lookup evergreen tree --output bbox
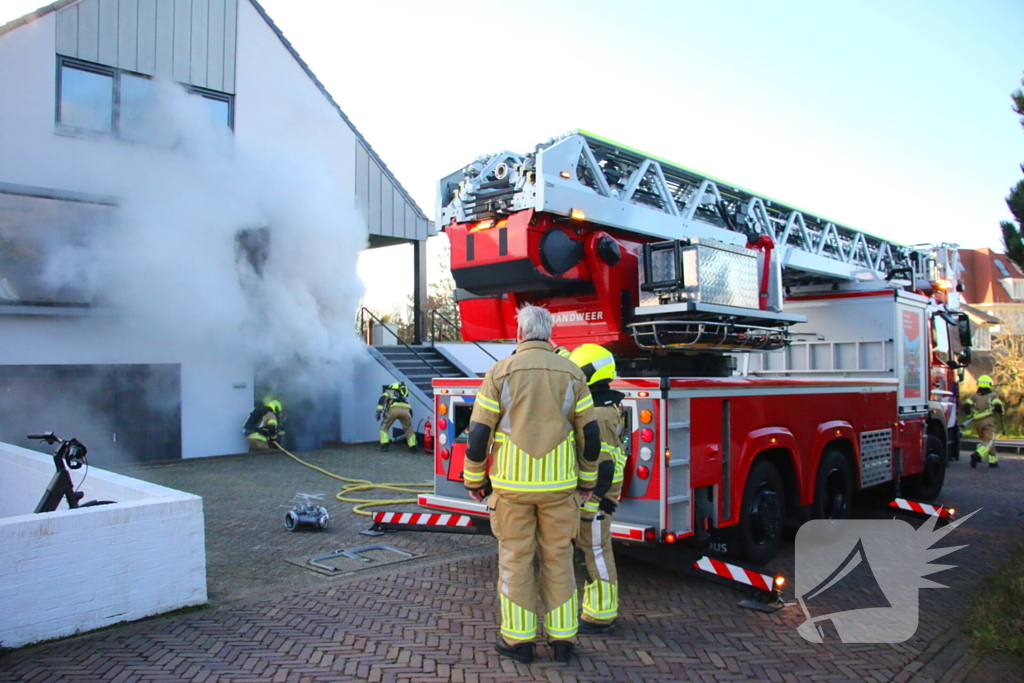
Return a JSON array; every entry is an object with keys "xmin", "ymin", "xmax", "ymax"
[{"xmin": 1002, "ymin": 74, "xmax": 1024, "ymax": 271}]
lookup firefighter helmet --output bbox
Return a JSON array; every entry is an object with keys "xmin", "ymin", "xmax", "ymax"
[
  {"xmin": 265, "ymin": 399, "xmax": 282, "ymax": 414},
  {"xmin": 569, "ymin": 343, "xmax": 616, "ymax": 385},
  {"xmin": 977, "ymin": 375, "xmax": 993, "ymax": 389}
]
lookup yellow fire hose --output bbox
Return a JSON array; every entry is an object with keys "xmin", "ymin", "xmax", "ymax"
[{"xmin": 271, "ymin": 441, "xmax": 432, "ymax": 516}]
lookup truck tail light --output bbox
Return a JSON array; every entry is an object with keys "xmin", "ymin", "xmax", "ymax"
[
  {"xmin": 664, "ymin": 532, "xmax": 677, "ymax": 544},
  {"xmin": 637, "ymin": 465, "xmax": 650, "ymax": 479},
  {"xmin": 438, "ymin": 418, "xmax": 448, "ymax": 430},
  {"xmin": 644, "ymin": 528, "xmax": 656, "ymax": 543},
  {"xmin": 640, "ymin": 428, "xmax": 654, "ymax": 442},
  {"xmin": 441, "ymin": 449, "xmax": 450, "ymax": 460},
  {"xmin": 640, "ymin": 409, "xmax": 653, "ymax": 424}
]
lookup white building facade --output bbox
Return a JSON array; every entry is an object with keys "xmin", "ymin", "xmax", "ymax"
[{"xmin": 0, "ymin": 0, "xmax": 432, "ymax": 462}]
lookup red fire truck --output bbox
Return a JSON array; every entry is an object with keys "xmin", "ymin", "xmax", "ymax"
[{"xmin": 418, "ymin": 131, "xmax": 971, "ymax": 565}]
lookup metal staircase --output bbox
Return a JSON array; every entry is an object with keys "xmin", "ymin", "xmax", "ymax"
[
  {"xmin": 374, "ymin": 346, "xmax": 468, "ymax": 395},
  {"xmin": 439, "ymin": 130, "xmax": 958, "ymax": 287}
]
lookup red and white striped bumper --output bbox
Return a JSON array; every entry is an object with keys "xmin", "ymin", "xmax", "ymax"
[
  {"xmin": 372, "ymin": 511, "xmax": 473, "ymax": 527},
  {"xmin": 693, "ymin": 556, "xmax": 780, "ymax": 594},
  {"xmin": 889, "ymin": 498, "xmax": 954, "ymax": 518}
]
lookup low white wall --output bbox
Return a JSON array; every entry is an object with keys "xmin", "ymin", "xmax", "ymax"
[{"xmin": 0, "ymin": 442, "xmax": 207, "ymax": 648}]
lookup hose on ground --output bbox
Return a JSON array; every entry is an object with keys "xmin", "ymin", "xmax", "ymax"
[{"xmin": 271, "ymin": 441, "xmax": 431, "ymax": 516}]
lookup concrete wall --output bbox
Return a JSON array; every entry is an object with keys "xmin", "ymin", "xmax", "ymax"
[
  {"xmin": 339, "ymin": 348, "xmax": 432, "ymax": 443},
  {"xmin": 0, "ymin": 441, "xmax": 207, "ymax": 648}
]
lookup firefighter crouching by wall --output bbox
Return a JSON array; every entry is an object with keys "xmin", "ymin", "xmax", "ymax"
[
  {"xmin": 376, "ymin": 382, "xmax": 417, "ymax": 453},
  {"xmin": 569, "ymin": 343, "xmax": 626, "ymax": 634},
  {"xmin": 966, "ymin": 374, "xmax": 1004, "ymax": 468},
  {"xmin": 464, "ymin": 305, "xmax": 601, "ymax": 664},
  {"xmin": 244, "ymin": 399, "xmax": 282, "ymax": 451}
]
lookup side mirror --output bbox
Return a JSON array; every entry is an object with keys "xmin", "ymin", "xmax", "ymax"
[
  {"xmin": 957, "ymin": 347, "xmax": 972, "ymax": 367},
  {"xmin": 957, "ymin": 313, "xmax": 972, "ymax": 348}
]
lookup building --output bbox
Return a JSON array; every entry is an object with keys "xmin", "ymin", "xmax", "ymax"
[
  {"xmin": 0, "ymin": 0, "xmax": 433, "ymax": 462},
  {"xmin": 958, "ymin": 248, "xmax": 1024, "ymax": 336}
]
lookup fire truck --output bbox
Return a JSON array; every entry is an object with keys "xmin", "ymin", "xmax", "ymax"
[{"xmin": 417, "ymin": 131, "xmax": 972, "ymax": 565}]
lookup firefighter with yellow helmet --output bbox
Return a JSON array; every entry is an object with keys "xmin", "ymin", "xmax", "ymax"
[
  {"xmin": 965, "ymin": 374, "xmax": 1004, "ymax": 468},
  {"xmin": 568, "ymin": 343, "xmax": 627, "ymax": 634},
  {"xmin": 376, "ymin": 382, "xmax": 417, "ymax": 452},
  {"xmin": 243, "ymin": 398, "xmax": 283, "ymax": 451}
]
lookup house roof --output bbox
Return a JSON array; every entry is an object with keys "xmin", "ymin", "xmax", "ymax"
[
  {"xmin": 1, "ymin": 0, "xmax": 430, "ymax": 225},
  {"xmin": 961, "ymin": 303, "xmax": 1001, "ymax": 325}
]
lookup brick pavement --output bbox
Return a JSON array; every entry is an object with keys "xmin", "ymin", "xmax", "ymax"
[{"xmin": 1, "ymin": 449, "xmax": 1022, "ymax": 682}]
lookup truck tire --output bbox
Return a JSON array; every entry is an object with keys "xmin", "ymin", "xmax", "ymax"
[
  {"xmin": 811, "ymin": 448, "xmax": 854, "ymax": 521},
  {"xmin": 904, "ymin": 433, "xmax": 946, "ymax": 502},
  {"xmin": 736, "ymin": 459, "xmax": 785, "ymax": 565}
]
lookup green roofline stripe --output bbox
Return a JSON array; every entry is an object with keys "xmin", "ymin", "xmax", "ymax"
[{"xmin": 573, "ymin": 128, "xmax": 898, "ymax": 246}]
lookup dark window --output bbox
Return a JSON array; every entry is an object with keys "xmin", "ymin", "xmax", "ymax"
[
  {"xmin": 994, "ymin": 259, "xmax": 1011, "ymax": 278},
  {"xmin": 0, "ymin": 187, "xmax": 114, "ymax": 306},
  {"xmin": 58, "ymin": 62, "xmax": 114, "ymax": 132},
  {"xmin": 57, "ymin": 57, "xmax": 234, "ymax": 140}
]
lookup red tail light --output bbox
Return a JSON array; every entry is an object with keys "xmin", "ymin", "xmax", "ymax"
[
  {"xmin": 664, "ymin": 532, "xmax": 677, "ymax": 544},
  {"xmin": 637, "ymin": 465, "xmax": 650, "ymax": 479},
  {"xmin": 644, "ymin": 528, "xmax": 656, "ymax": 543},
  {"xmin": 438, "ymin": 418, "xmax": 448, "ymax": 430},
  {"xmin": 640, "ymin": 428, "xmax": 654, "ymax": 442},
  {"xmin": 441, "ymin": 448, "xmax": 450, "ymax": 460}
]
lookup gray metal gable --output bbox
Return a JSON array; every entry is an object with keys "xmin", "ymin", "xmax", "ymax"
[{"xmin": 53, "ymin": 0, "xmax": 238, "ymax": 93}]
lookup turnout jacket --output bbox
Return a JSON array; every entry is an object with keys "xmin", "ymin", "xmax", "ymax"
[
  {"xmin": 965, "ymin": 389, "xmax": 1003, "ymax": 430},
  {"xmin": 583, "ymin": 382, "xmax": 627, "ymax": 515},
  {"xmin": 464, "ymin": 340, "xmax": 601, "ymax": 493}
]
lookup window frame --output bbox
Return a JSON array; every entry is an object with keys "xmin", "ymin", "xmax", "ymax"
[
  {"xmin": 55, "ymin": 56, "xmax": 235, "ymax": 139},
  {"xmin": 993, "ymin": 259, "xmax": 1011, "ymax": 278}
]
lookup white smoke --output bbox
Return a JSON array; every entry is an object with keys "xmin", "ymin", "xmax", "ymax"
[{"xmin": 56, "ymin": 79, "xmax": 369, "ymax": 378}]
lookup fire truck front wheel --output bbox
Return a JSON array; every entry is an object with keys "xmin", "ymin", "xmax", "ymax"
[
  {"xmin": 735, "ymin": 459, "xmax": 785, "ymax": 565},
  {"xmin": 903, "ymin": 433, "xmax": 947, "ymax": 502},
  {"xmin": 811, "ymin": 448, "xmax": 854, "ymax": 521}
]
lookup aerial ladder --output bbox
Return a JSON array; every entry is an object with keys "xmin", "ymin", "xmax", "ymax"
[{"xmin": 438, "ymin": 130, "xmax": 961, "ymax": 366}]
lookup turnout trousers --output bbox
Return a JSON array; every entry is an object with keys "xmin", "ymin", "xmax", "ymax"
[
  {"xmin": 489, "ymin": 488, "xmax": 580, "ymax": 644},
  {"xmin": 977, "ymin": 420, "xmax": 998, "ymax": 464},
  {"xmin": 380, "ymin": 406, "xmax": 415, "ymax": 448},
  {"xmin": 577, "ymin": 511, "xmax": 618, "ymax": 624}
]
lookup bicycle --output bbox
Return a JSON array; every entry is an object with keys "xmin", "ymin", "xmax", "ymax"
[{"xmin": 28, "ymin": 432, "xmax": 116, "ymax": 513}]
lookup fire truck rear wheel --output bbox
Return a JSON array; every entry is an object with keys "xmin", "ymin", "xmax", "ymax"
[
  {"xmin": 904, "ymin": 433, "xmax": 946, "ymax": 502},
  {"xmin": 812, "ymin": 449, "xmax": 854, "ymax": 521},
  {"xmin": 736, "ymin": 459, "xmax": 785, "ymax": 565}
]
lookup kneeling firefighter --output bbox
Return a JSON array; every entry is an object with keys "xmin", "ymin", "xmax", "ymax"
[
  {"xmin": 376, "ymin": 382, "xmax": 417, "ymax": 453},
  {"xmin": 568, "ymin": 343, "xmax": 626, "ymax": 634},
  {"xmin": 244, "ymin": 398, "xmax": 283, "ymax": 451},
  {"xmin": 965, "ymin": 374, "xmax": 1004, "ymax": 468}
]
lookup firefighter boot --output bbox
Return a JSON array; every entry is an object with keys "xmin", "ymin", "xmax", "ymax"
[
  {"xmin": 970, "ymin": 451, "xmax": 980, "ymax": 468},
  {"xmin": 550, "ymin": 640, "xmax": 574, "ymax": 663},
  {"xmin": 494, "ymin": 637, "xmax": 534, "ymax": 663},
  {"xmin": 381, "ymin": 442, "xmax": 389, "ymax": 452},
  {"xmin": 578, "ymin": 619, "xmax": 615, "ymax": 634}
]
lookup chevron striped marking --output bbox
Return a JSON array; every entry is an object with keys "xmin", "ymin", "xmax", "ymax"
[
  {"xmin": 372, "ymin": 511, "xmax": 473, "ymax": 526},
  {"xmin": 694, "ymin": 556, "xmax": 773, "ymax": 593},
  {"xmin": 889, "ymin": 498, "xmax": 953, "ymax": 518}
]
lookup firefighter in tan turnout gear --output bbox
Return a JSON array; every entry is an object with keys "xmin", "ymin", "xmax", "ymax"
[
  {"xmin": 463, "ymin": 305, "xmax": 601, "ymax": 664},
  {"xmin": 965, "ymin": 374, "xmax": 1004, "ymax": 468},
  {"xmin": 376, "ymin": 382, "xmax": 417, "ymax": 453},
  {"xmin": 568, "ymin": 343, "xmax": 626, "ymax": 634}
]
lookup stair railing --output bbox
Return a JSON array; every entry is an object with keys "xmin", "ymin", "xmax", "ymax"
[
  {"xmin": 429, "ymin": 309, "xmax": 499, "ymax": 362},
  {"xmin": 359, "ymin": 307, "xmax": 448, "ymax": 378}
]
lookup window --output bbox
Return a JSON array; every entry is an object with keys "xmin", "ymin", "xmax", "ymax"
[
  {"xmin": 57, "ymin": 57, "xmax": 234, "ymax": 139},
  {"xmin": 58, "ymin": 62, "xmax": 114, "ymax": 132},
  {"xmin": 0, "ymin": 186, "xmax": 114, "ymax": 307},
  {"xmin": 994, "ymin": 259, "xmax": 1011, "ymax": 278}
]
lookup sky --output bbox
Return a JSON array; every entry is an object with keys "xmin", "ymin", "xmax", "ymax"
[{"xmin": 3, "ymin": 0, "xmax": 1023, "ymax": 310}]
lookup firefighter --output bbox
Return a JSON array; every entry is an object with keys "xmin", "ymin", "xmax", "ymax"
[
  {"xmin": 464, "ymin": 305, "xmax": 600, "ymax": 664},
  {"xmin": 553, "ymin": 344, "xmax": 572, "ymax": 358},
  {"xmin": 244, "ymin": 398, "xmax": 282, "ymax": 451},
  {"xmin": 568, "ymin": 343, "xmax": 626, "ymax": 634},
  {"xmin": 376, "ymin": 382, "xmax": 417, "ymax": 453},
  {"xmin": 965, "ymin": 375, "xmax": 1004, "ymax": 468}
]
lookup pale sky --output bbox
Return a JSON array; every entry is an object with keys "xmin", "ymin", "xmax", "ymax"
[{"xmin": 4, "ymin": 0, "xmax": 1023, "ymax": 310}]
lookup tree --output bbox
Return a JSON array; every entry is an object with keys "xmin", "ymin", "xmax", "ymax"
[{"xmin": 1001, "ymin": 73, "xmax": 1024, "ymax": 272}]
